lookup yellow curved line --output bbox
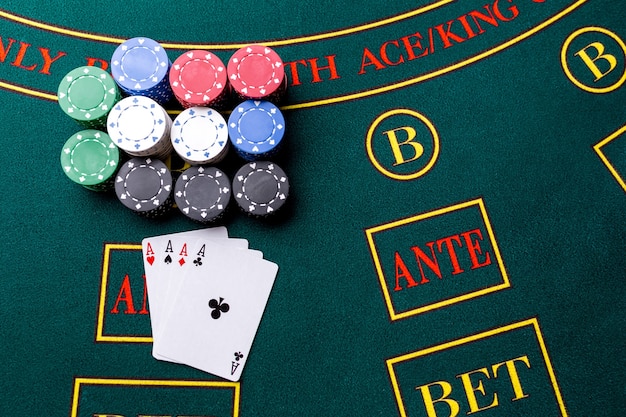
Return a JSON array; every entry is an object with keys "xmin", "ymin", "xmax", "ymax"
[
  {"xmin": 0, "ymin": 1, "xmax": 453, "ymax": 49},
  {"xmin": 282, "ymin": 0, "xmax": 588, "ymax": 110},
  {"xmin": 0, "ymin": 80, "xmax": 57, "ymax": 100},
  {"xmin": 0, "ymin": 0, "xmax": 588, "ymax": 108}
]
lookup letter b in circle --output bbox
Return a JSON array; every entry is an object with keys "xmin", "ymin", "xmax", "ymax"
[{"xmin": 366, "ymin": 108, "xmax": 439, "ymax": 180}]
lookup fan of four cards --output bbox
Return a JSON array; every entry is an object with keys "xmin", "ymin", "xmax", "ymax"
[{"xmin": 141, "ymin": 227, "xmax": 278, "ymax": 381}]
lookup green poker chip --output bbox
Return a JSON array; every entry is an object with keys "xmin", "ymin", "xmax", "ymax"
[
  {"xmin": 57, "ymin": 66, "xmax": 121, "ymax": 128},
  {"xmin": 60, "ymin": 129, "xmax": 120, "ymax": 191}
]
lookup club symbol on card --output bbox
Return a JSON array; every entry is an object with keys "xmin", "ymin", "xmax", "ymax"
[
  {"xmin": 164, "ymin": 255, "xmax": 172, "ymax": 264},
  {"xmin": 193, "ymin": 257, "xmax": 202, "ymax": 266},
  {"xmin": 208, "ymin": 297, "xmax": 230, "ymax": 319},
  {"xmin": 231, "ymin": 352, "xmax": 244, "ymax": 375}
]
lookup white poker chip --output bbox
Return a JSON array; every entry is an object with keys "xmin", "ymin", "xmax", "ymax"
[
  {"xmin": 107, "ymin": 96, "xmax": 171, "ymax": 156},
  {"xmin": 170, "ymin": 106, "xmax": 229, "ymax": 164}
]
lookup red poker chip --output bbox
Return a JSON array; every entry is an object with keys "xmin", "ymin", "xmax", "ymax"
[
  {"xmin": 169, "ymin": 50, "xmax": 228, "ymax": 107},
  {"xmin": 227, "ymin": 45, "xmax": 285, "ymax": 99}
]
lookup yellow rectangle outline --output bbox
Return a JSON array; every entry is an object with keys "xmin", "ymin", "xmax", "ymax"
[
  {"xmin": 365, "ymin": 197, "xmax": 510, "ymax": 320},
  {"xmin": 386, "ymin": 317, "xmax": 567, "ymax": 417},
  {"xmin": 593, "ymin": 124, "xmax": 626, "ymax": 192},
  {"xmin": 96, "ymin": 243, "xmax": 152, "ymax": 343},
  {"xmin": 70, "ymin": 377, "xmax": 240, "ymax": 417}
]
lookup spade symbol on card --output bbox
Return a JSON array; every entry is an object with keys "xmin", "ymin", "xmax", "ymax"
[
  {"xmin": 164, "ymin": 255, "xmax": 172, "ymax": 264},
  {"xmin": 208, "ymin": 297, "xmax": 229, "ymax": 319}
]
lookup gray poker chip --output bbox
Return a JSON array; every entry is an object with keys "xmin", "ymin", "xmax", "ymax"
[
  {"xmin": 232, "ymin": 161, "xmax": 289, "ymax": 216},
  {"xmin": 174, "ymin": 166, "xmax": 231, "ymax": 222},
  {"xmin": 114, "ymin": 157, "xmax": 173, "ymax": 217}
]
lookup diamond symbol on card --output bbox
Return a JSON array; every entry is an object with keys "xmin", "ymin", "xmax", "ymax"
[{"xmin": 179, "ymin": 257, "xmax": 186, "ymax": 266}]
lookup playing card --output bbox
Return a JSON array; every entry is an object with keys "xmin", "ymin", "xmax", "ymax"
[
  {"xmin": 154, "ymin": 241, "xmax": 278, "ymax": 381},
  {"xmin": 142, "ymin": 227, "xmax": 229, "ymax": 336},
  {"xmin": 150, "ymin": 236, "xmax": 255, "ymax": 362},
  {"xmin": 152, "ymin": 237, "xmax": 262, "ymax": 362}
]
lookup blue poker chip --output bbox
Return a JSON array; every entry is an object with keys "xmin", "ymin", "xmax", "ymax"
[
  {"xmin": 110, "ymin": 37, "xmax": 172, "ymax": 102},
  {"xmin": 228, "ymin": 100, "xmax": 285, "ymax": 160}
]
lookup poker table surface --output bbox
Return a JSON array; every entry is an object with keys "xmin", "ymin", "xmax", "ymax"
[{"xmin": 1, "ymin": 1, "xmax": 625, "ymax": 416}]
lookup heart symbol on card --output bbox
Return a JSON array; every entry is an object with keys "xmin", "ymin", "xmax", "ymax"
[{"xmin": 147, "ymin": 256, "xmax": 155, "ymax": 265}]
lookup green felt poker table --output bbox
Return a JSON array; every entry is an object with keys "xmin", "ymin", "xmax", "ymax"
[{"xmin": 1, "ymin": 1, "xmax": 625, "ymax": 416}]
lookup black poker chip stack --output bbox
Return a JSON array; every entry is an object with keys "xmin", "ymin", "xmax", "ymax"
[
  {"xmin": 114, "ymin": 157, "xmax": 174, "ymax": 218},
  {"xmin": 232, "ymin": 161, "xmax": 290, "ymax": 217},
  {"xmin": 174, "ymin": 166, "xmax": 232, "ymax": 223}
]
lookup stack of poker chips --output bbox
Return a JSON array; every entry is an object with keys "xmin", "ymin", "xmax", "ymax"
[
  {"xmin": 110, "ymin": 37, "xmax": 173, "ymax": 105},
  {"xmin": 58, "ymin": 37, "xmax": 290, "ymax": 223}
]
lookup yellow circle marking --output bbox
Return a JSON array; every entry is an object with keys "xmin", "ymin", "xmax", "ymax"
[
  {"xmin": 366, "ymin": 108, "xmax": 439, "ymax": 181},
  {"xmin": 561, "ymin": 26, "xmax": 626, "ymax": 93}
]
